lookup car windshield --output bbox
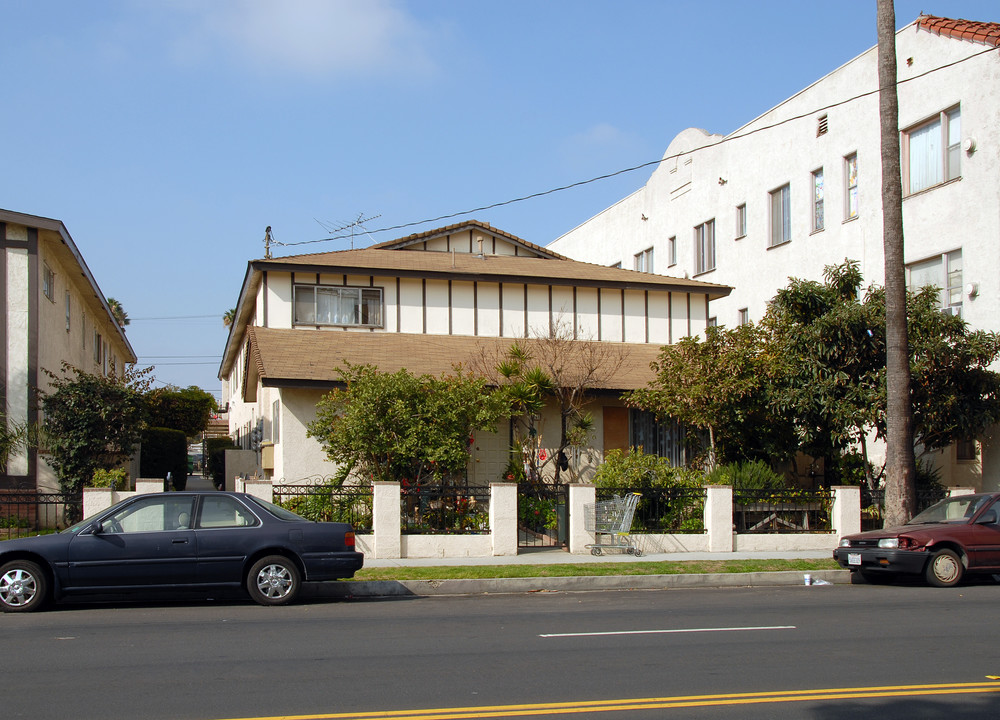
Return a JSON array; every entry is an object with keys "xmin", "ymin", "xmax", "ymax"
[
  {"xmin": 907, "ymin": 494, "xmax": 993, "ymax": 525},
  {"xmin": 245, "ymin": 496, "xmax": 309, "ymax": 522},
  {"xmin": 60, "ymin": 496, "xmax": 137, "ymax": 534}
]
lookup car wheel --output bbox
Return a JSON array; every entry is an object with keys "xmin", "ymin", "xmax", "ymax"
[
  {"xmin": 247, "ymin": 555, "xmax": 301, "ymax": 606},
  {"xmin": 925, "ymin": 548, "xmax": 963, "ymax": 587},
  {"xmin": 0, "ymin": 560, "xmax": 48, "ymax": 613}
]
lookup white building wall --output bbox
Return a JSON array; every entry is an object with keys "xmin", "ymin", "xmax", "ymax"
[
  {"xmin": 550, "ymin": 23, "xmax": 1000, "ymax": 489},
  {"xmin": 5, "ymin": 245, "xmax": 29, "ymax": 476}
]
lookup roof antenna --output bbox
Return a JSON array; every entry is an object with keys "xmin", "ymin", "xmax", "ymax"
[
  {"xmin": 317, "ymin": 213, "xmax": 382, "ymax": 249},
  {"xmin": 264, "ymin": 226, "xmax": 273, "ymax": 259}
]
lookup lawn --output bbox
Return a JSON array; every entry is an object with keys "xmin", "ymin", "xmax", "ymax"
[{"xmin": 352, "ymin": 558, "xmax": 841, "ymax": 582}]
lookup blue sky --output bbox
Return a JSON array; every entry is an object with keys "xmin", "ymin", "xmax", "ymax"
[{"xmin": 2, "ymin": 0, "xmax": 996, "ymax": 399}]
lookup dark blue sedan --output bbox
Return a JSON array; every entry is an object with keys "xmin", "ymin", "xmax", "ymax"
[{"xmin": 0, "ymin": 491, "xmax": 363, "ymax": 612}]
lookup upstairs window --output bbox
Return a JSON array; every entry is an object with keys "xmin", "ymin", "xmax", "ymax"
[
  {"xmin": 735, "ymin": 204, "xmax": 747, "ymax": 239},
  {"xmin": 294, "ymin": 285, "xmax": 383, "ymax": 327},
  {"xmin": 812, "ymin": 169, "xmax": 825, "ymax": 232},
  {"xmin": 844, "ymin": 153, "xmax": 859, "ymax": 220},
  {"xmin": 43, "ymin": 264, "xmax": 55, "ymax": 301},
  {"xmin": 906, "ymin": 249, "xmax": 963, "ymax": 317},
  {"xmin": 694, "ymin": 220, "xmax": 715, "ymax": 275},
  {"xmin": 903, "ymin": 106, "xmax": 961, "ymax": 195},
  {"xmin": 769, "ymin": 184, "xmax": 791, "ymax": 247},
  {"xmin": 667, "ymin": 236, "xmax": 677, "ymax": 267},
  {"xmin": 634, "ymin": 247, "xmax": 654, "ymax": 273}
]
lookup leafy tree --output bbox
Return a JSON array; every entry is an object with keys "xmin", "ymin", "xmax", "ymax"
[
  {"xmin": 223, "ymin": 308, "xmax": 236, "ymax": 328},
  {"xmin": 106, "ymin": 297, "xmax": 129, "ymax": 328},
  {"xmin": 40, "ymin": 364, "xmax": 152, "ymax": 494},
  {"xmin": 0, "ymin": 413, "xmax": 30, "ymax": 470},
  {"xmin": 145, "ymin": 385, "xmax": 218, "ymax": 438},
  {"xmin": 307, "ymin": 364, "xmax": 508, "ymax": 487},
  {"xmin": 627, "ymin": 323, "xmax": 790, "ymax": 470},
  {"xmin": 473, "ymin": 323, "xmax": 628, "ymax": 484}
]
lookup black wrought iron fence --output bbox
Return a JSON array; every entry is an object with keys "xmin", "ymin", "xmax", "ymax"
[
  {"xmin": 860, "ymin": 486, "xmax": 949, "ymax": 530},
  {"xmin": 596, "ymin": 487, "xmax": 707, "ymax": 533},
  {"xmin": 518, "ymin": 483, "xmax": 568, "ymax": 548},
  {"xmin": 0, "ymin": 490, "xmax": 82, "ymax": 538},
  {"xmin": 273, "ymin": 484, "xmax": 373, "ymax": 532},
  {"xmin": 734, "ymin": 489, "xmax": 832, "ymax": 533},
  {"xmin": 402, "ymin": 485, "xmax": 491, "ymax": 534}
]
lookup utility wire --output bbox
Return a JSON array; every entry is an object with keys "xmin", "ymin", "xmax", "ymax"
[{"xmin": 277, "ymin": 44, "xmax": 998, "ymax": 250}]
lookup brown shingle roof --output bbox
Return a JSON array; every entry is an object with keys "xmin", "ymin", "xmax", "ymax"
[
  {"xmin": 917, "ymin": 15, "xmax": 1000, "ymax": 47},
  {"xmin": 370, "ymin": 220, "xmax": 567, "ymax": 259},
  {"xmin": 247, "ymin": 327, "xmax": 662, "ymax": 392}
]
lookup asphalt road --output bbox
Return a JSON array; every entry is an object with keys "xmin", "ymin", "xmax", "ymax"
[{"xmin": 3, "ymin": 582, "xmax": 1000, "ymax": 720}]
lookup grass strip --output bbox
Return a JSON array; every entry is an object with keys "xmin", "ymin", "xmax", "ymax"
[{"xmin": 352, "ymin": 558, "xmax": 840, "ymax": 582}]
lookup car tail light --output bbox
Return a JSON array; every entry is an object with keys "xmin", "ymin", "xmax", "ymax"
[{"xmin": 345, "ymin": 531, "xmax": 355, "ymax": 548}]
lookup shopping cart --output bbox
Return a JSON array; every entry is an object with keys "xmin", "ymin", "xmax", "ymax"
[{"xmin": 584, "ymin": 492, "xmax": 642, "ymax": 556}]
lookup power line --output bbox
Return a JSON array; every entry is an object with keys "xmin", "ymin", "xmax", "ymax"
[{"xmin": 277, "ymin": 43, "xmax": 998, "ymax": 250}]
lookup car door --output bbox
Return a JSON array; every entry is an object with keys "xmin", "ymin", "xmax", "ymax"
[
  {"xmin": 963, "ymin": 499, "xmax": 1000, "ymax": 569},
  {"xmin": 194, "ymin": 495, "xmax": 262, "ymax": 585},
  {"xmin": 66, "ymin": 495, "xmax": 198, "ymax": 589}
]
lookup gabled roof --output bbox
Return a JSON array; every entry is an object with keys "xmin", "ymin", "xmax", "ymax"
[
  {"xmin": 917, "ymin": 15, "xmax": 1000, "ymax": 47},
  {"xmin": 243, "ymin": 326, "xmax": 663, "ymax": 395},
  {"xmin": 370, "ymin": 220, "xmax": 568, "ymax": 260}
]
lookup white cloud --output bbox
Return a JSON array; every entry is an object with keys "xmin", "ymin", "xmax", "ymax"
[{"xmin": 164, "ymin": 0, "xmax": 438, "ymax": 79}]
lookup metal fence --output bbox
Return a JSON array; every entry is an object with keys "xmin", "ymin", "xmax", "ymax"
[
  {"xmin": 596, "ymin": 486, "xmax": 707, "ymax": 533},
  {"xmin": 402, "ymin": 485, "xmax": 491, "ymax": 535},
  {"xmin": 518, "ymin": 483, "xmax": 568, "ymax": 548},
  {"xmin": 860, "ymin": 486, "xmax": 948, "ymax": 531},
  {"xmin": 0, "ymin": 490, "xmax": 82, "ymax": 538},
  {"xmin": 733, "ymin": 489, "xmax": 832, "ymax": 533},
  {"xmin": 272, "ymin": 484, "xmax": 373, "ymax": 532}
]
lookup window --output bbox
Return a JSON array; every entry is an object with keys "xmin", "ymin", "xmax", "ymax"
[
  {"xmin": 634, "ymin": 247, "xmax": 654, "ymax": 273},
  {"xmin": 812, "ymin": 169, "xmax": 825, "ymax": 232},
  {"xmin": 957, "ymin": 438, "xmax": 977, "ymax": 462},
  {"xmin": 43, "ymin": 264, "xmax": 55, "ymax": 301},
  {"xmin": 707, "ymin": 316, "xmax": 717, "ymax": 328},
  {"xmin": 293, "ymin": 285, "xmax": 383, "ymax": 327},
  {"xmin": 271, "ymin": 400, "xmax": 280, "ymax": 443},
  {"xmin": 667, "ymin": 236, "xmax": 676, "ymax": 266},
  {"xmin": 93, "ymin": 331, "xmax": 103, "ymax": 365},
  {"xmin": 65, "ymin": 292, "xmax": 72, "ymax": 332},
  {"xmin": 198, "ymin": 495, "xmax": 259, "ymax": 528},
  {"xmin": 769, "ymin": 184, "xmax": 791, "ymax": 247},
  {"xmin": 845, "ymin": 153, "xmax": 858, "ymax": 220},
  {"xmin": 906, "ymin": 250, "xmax": 963, "ymax": 316},
  {"xmin": 104, "ymin": 496, "xmax": 196, "ymax": 534},
  {"xmin": 738, "ymin": 308, "xmax": 749, "ymax": 326},
  {"xmin": 630, "ymin": 410, "xmax": 695, "ymax": 468},
  {"xmin": 694, "ymin": 220, "xmax": 715, "ymax": 274},
  {"xmin": 735, "ymin": 204, "xmax": 746, "ymax": 239},
  {"xmin": 903, "ymin": 107, "xmax": 961, "ymax": 195}
]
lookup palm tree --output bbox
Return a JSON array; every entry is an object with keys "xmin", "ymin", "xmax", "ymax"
[
  {"xmin": 223, "ymin": 308, "xmax": 236, "ymax": 328},
  {"xmin": 106, "ymin": 297, "xmax": 129, "ymax": 328},
  {"xmin": 877, "ymin": 0, "xmax": 916, "ymax": 526}
]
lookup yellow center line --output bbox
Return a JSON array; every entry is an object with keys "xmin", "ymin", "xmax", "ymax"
[{"xmin": 217, "ymin": 681, "xmax": 1000, "ymax": 720}]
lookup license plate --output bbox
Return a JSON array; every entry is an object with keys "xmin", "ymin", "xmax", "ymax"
[{"xmin": 848, "ymin": 553, "xmax": 862, "ymax": 566}]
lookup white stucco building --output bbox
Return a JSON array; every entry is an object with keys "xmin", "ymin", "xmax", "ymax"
[
  {"xmin": 1, "ymin": 209, "xmax": 137, "ymax": 491},
  {"xmin": 219, "ymin": 220, "xmax": 729, "ymax": 485},
  {"xmin": 549, "ymin": 15, "xmax": 1000, "ymax": 489}
]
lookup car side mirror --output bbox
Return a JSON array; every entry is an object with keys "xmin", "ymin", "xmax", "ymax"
[
  {"xmin": 89, "ymin": 520, "xmax": 105, "ymax": 535},
  {"xmin": 976, "ymin": 510, "xmax": 998, "ymax": 525}
]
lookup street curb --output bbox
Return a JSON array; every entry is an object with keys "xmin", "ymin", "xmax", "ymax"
[{"xmin": 315, "ymin": 569, "xmax": 850, "ymax": 598}]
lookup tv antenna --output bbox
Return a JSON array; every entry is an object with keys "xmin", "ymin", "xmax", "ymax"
[{"xmin": 317, "ymin": 212, "xmax": 382, "ymax": 249}]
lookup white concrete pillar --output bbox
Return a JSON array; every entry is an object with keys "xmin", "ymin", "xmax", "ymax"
[
  {"xmin": 705, "ymin": 485, "xmax": 733, "ymax": 552},
  {"xmin": 373, "ymin": 481, "xmax": 401, "ymax": 559},
  {"xmin": 242, "ymin": 480, "xmax": 273, "ymax": 503},
  {"xmin": 135, "ymin": 479, "xmax": 163, "ymax": 495},
  {"xmin": 831, "ymin": 485, "xmax": 861, "ymax": 538},
  {"xmin": 490, "ymin": 482, "xmax": 518, "ymax": 556},
  {"xmin": 569, "ymin": 483, "xmax": 597, "ymax": 555}
]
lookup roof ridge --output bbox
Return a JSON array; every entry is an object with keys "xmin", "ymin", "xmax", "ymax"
[{"xmin": 917, "ymin": 14, "xmax": 1000, "ymax": 48}]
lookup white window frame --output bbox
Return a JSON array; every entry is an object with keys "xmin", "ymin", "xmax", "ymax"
[
  {"xmin": 43, "ymin": 264, "xmax": 55, "ymax": 301},
  {"xmin": 905, "ymin": 249, "xmax": 963, "ymax": 317},
  {"xmin": 812, "ymin": 168, "xmax": 825, "ymax": 233},
  {"xmin": 667, "ymin": 236, "xmax": 677, "ymax": 267},
  {"xmin": 65, "ymin": 291, "xmax": 72, "ymax": 332},
  {"xmin": 634, "ymin": 247, "xmax": 654, "ymax": 273},
  {"xmin": 694, "ymin": 220, "xmax": 715, "ymax": 275},
  {"xmin": 735, "ymin": 204, "xmax": 746, "ymax": 239},
  {"xmin": 902, "ymin": 106, "xmax": 961, "ymax": 196},
  {"xmin": 293, "ymin": 285, "xmax": 384, "ymax": 327},
  {"xmin": 737, "ymin": 308, "xmax": 749, "ymax": 326},
  {"xmin": 768, "ymin": 184, "xmax": 791, "ymax": 247},
  {"xmin": 844, "ymin": 153, "xmax": 859, "ymax": 220}
]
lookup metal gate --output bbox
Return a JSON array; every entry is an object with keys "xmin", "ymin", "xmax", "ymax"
[{"xmin": 517, "ymin": 483, "xmax": 568, "ymax": 549}]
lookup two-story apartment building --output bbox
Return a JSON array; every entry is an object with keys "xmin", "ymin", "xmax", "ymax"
[
  {"xmin": 549, "ymin": 15, "xmax": 1000, "ymax": 489},
  {"xmin": 219, "ymin": 221, "xmax": 730, "ymax": 484},
  {"xmin": 1, "ymin": 209, "xmax": 137, "ymax": 491}
]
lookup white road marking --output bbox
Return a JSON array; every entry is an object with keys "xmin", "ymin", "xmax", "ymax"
[{"xmin": 539, "ymin": 625, "xmax": 796, "ymax": 638}]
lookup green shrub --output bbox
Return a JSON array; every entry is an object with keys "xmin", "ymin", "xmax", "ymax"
[
  {"xmin": 705, "ymin": 460, "xmax": 788, "ymax": 490},
  {"xmin": 140, "ymin": 427, "xmax": 188, "ymax": 490},
  {"xmin": 90, "ymin": 467, "xmax": 128, "ymax": 490},
  {"xmin": 592, "ymin": 449, "xmax": 703, "ymax": 490}
]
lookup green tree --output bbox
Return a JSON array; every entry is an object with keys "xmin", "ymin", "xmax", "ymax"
[
  {"xmin": 40, "ymin": 364, "xmax": 152, "ymax": 494},
  {"xmin": 145, "ymin": 385, "xmax": 218, "ymax": 438},
  {"xmin": 106, "ymin": 297, "xmax": 129, "ymax": 328},
  {"xmin": 307, "ymin": 364, "xmax": 507, "ymax": 487},
  {"xmin": 223, "ymin": 308, "xmax": 236, "ymax": 328},
  {"xmin": 0, "ymin": 413, "xmax": 30, "ymax": 470},
  {"xmin": 627, "ymin": 323, "xmax": 789, "ymax": 470}
]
